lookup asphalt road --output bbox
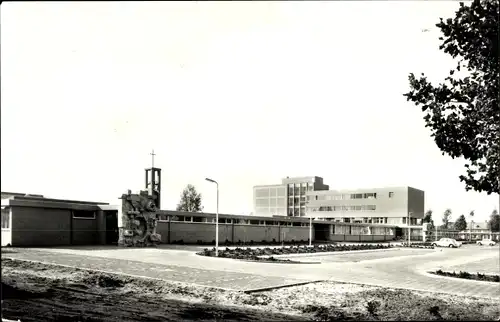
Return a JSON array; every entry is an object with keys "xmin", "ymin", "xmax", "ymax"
[{"xmin": 3, "ymin": 244, "xmax": 499, "ymax": 298}]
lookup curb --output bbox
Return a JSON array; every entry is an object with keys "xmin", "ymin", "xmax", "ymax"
[
  {"xmin": 259, "ymin": 247, "xmax": 402, "ymax": 259},
  {"xmin": 239, "ymin": 259, "xmax": 321, "ymax": 264},
  {"xmin": 325, "ymin": 277, "xmax": 500, "ymax": 300},
  {"xmin": 243, "ymin": 280, "xmax": 324, "ymax": 294},
  {"xmin": 421, "ymin": 271, "xmax": 500, "ymax": 286}
]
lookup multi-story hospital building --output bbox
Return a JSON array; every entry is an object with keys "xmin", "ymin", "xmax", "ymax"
[{"xmin": 253, "ymin": 176, "xmax": 425, "ymax": 226}]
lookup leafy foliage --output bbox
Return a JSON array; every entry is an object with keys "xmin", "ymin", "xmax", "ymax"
[
  {"xmin": 176, "ymin": 184, "xmax": 203, "ymax": 212},
  {"xmin": 423, "ymin": 210, "xmax": 435, "ymax": 230},
  {"xmin": 404, "ymin": 0, "xmax": 499, "ymax": 195},
  {"xmin": 454, "ymin": 214, "xmax": 467, "ymax": 231},
  {"xmin": 442, "ymin": 209, "xmax": 452, "ymax": 228},
  {"xmin": 488, "ymin": 209, "xmax": 500, "ymax": 232}
]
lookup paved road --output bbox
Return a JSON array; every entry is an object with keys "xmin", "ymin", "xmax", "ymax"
[{"xmin": 2, "ymin": 245, "xmax": 499, "ymax": 298}]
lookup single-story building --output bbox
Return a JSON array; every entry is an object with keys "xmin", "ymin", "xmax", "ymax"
[{"xmin": 1, "ymin": 193, "xmax": 119, "ymax": 247}]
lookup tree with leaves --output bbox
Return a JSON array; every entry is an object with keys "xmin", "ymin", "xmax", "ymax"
[
  {"xmin": 423, "ymin": 210, "xmax": 435, "ymax": 229},
  {"xmin": 404, "ymin": 0, "xmax": 499, "ymax": 199},
  {"xmin": 176, "ymin": 184, "xmax": 203, "ymax": 212},
  {"xmin": 488, "ymin": 209, "xmax": 500, "ymax": 232},
  {"xmin": 454, "ymin": 214, "xmax": 468, "ymax": 231},
  {"xmin": 442, "ymin": 209, "xmax": 452, "ymax": 229}
]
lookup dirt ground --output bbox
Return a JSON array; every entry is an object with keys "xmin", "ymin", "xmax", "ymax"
[
  {"xmin": 1, "ymin": 258, "xmax": 302, "ymax": 322},
  {"xmin": 2, "ymin": 258, "xmax": 500, "ymax": 321}
]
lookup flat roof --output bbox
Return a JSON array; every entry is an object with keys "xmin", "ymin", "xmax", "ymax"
[
  {"xmin": 307, "ymin": 186, "xmax": 424, "ymax": 194},
  {"xmin": 1, "ymin": 191, "xmax": 44, "ymax": 198}
]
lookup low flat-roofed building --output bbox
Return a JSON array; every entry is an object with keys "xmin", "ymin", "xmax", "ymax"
[{"xmin": 1, "ymin": 192, "xmax": 118, "ymax": 247}]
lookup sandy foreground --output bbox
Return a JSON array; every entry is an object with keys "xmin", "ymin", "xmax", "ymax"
[{"xmin": 1, "ymin": 258, "xmax": 499, "ymax": 321}]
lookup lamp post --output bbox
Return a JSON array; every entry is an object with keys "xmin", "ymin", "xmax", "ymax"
[
  {"xmin": 205, "ymin": 178, "xmax": 219, "ymax": 257},
  {"xmin": 305, "ymin": 199, "xmax": 313, "ymax": 246},
  {"xmin": 309, "ymin": 215, "xmax": 313, "ymax": 247},
  {"xmin": 407, "ymin": 212, "xmax": 412, "ymax": 245},
  {"xmin": 469, "ymin": 210, "xmax": 474, "ymax": 242}
]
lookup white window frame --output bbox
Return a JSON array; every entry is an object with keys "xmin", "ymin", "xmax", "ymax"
[{"xmin": 1, "ymin": 206, "xmax": 11, "ymax": 229}]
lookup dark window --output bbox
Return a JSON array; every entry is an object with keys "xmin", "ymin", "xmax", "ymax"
[
  {"xmin": 193, "ymin": 216, "xmax": 203, "ymax": 222},
  {"xmin": 249, "ymin": 220, "xmax": 260, "ymax": 225},
  {"xmin": 72, "ymin": 210, "xmax": 96, "ymax": 219},
  {"xmin": 389, "ymin": 192, "xmax": 394, "ymax": 198}
]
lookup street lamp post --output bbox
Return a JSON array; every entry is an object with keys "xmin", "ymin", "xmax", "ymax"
[
  {"xmin": 309, "ymin": 215, "xmax": 313, "ymax": 246},
  {"xmin": 205, "ymin": 178, "xmax": 219, "ymax": 257},
  {"xmin": 407, "ymin": 212, "xmax": 412, "ymax": 245},
  {"xmin": 305, "ymin": 199, "xmax": 313, "ymax": 246}
]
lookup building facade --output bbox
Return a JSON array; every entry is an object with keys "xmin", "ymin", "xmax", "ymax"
[
  {"xmin": 253, "ymin": 176, "xmax": 329, "ymax": 217},
  {"xmin": 253, "ymin": 177, "xmax": 425, "ymax": 228},
  {"xmin": 306, "ymin": 186, "xmax": 425, "ymax": 226}
]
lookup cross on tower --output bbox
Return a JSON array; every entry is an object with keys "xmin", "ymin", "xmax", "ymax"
[{"xmin": 150, "ymin": 149, "xmax": 156, "ymax": 168}]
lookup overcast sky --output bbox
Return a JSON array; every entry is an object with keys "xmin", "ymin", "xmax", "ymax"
[{"xmin": 2, "ymin": 1, "xmax": 497, "ymax": 223}]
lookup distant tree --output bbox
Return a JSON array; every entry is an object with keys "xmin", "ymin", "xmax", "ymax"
[
  {"xmin": 423, "ymin": 210, "xmax": 435, "ymax": 229},
  {"xmin": 488, "ymin": 209, "xmax": 500, "ymax": 232},
  {"xmin": 404, "ymin": 0, "xmax": 500, "ymax": 197},
  {"xmin": 454, "ymin": 214, "xmax": 467, "ymax": 231},
  {"xmin": 442, "ymin": 209, "xmax": 452, "ymax": 229},
  {"xmin": 176, "ymin": 184, "xmax": 203, "ymax": 212}
]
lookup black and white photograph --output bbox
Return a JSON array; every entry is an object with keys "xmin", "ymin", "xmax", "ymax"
[{"xmin": 1, "ymin": 0, "xmax": 499, "ymax": 321}]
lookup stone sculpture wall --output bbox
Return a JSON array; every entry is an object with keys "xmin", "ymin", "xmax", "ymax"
[{"xmin": 118, "ymin": 190, "xmax": 161, "ymax": 247}]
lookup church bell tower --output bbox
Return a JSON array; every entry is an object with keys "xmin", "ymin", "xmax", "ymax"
[{"xmin": 145, "ymin": 150, "xmax": 161, "ymax": 209}]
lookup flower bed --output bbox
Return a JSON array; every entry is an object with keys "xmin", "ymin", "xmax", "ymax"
[
  {"xmin": 197, "ymin": 244, "xmax": 395, "ymax": 261},
  {"xmin": 172, "ymin": 239, "xmax": 332, "ymax": 246},
  {"xmin": 430, "ymin": 269, "xmax": 500, "ymax": 283},
  {"xmin": 400, "ymin": 242, "xmax": 435, "ymax": 249}
]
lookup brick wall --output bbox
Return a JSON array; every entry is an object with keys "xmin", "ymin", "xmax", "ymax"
[
  {"xmin": 156, "ymin": 221, "xmax": 313, "ymax": 244},
  {"xmin": 11, "ymin": 206, "xmax": 71, "ymax": 246},
  {"xmin": 72, "ymin": 217, "xmax": 98, "ymax": 245}
]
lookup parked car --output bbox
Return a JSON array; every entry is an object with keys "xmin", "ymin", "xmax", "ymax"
[
  {"xmin": 431, "ymin": 238, "xmax": 462, "ymax": 248},
  {"xmin": 476, "ymin": 238, "xmax": 497, "ymax": 246}
]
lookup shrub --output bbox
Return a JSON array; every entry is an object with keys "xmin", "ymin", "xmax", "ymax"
[
  {"xmin": 459, "ymin": 271, "xmax": 471, "ymax": 278},
  {"xmin": 428, "ymin": 306, "xmax": 442, "ymax": 319},
  {"xmin": 366, "ymin": 300, "xmax": 380, "ymax": 316}
]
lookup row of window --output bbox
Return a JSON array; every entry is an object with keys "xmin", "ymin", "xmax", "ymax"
[
  {"xmin": 161, "ymin": 215, "xmax": 310, "ymax": 227},
  {"xmin": 309, "ymin": 192, "xmax": 394, "ymax": 201},
  {"xmin": 308, "ymin": 205, "xmax": 377, "ymax": 212},
  {"xmin": 318, "ymin": 217, "xmax": 388, "ymax": 224},
  {"xmin": 287, "ymin": 183, "xmax": 314, "ymax": 196},
  {"xmin": 288, "ymin": 208, "xmax": 306, "ymax": 216},
  {"xmin": 402, "ymin": 217, "xmax": 419, "ymax": 225}
]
